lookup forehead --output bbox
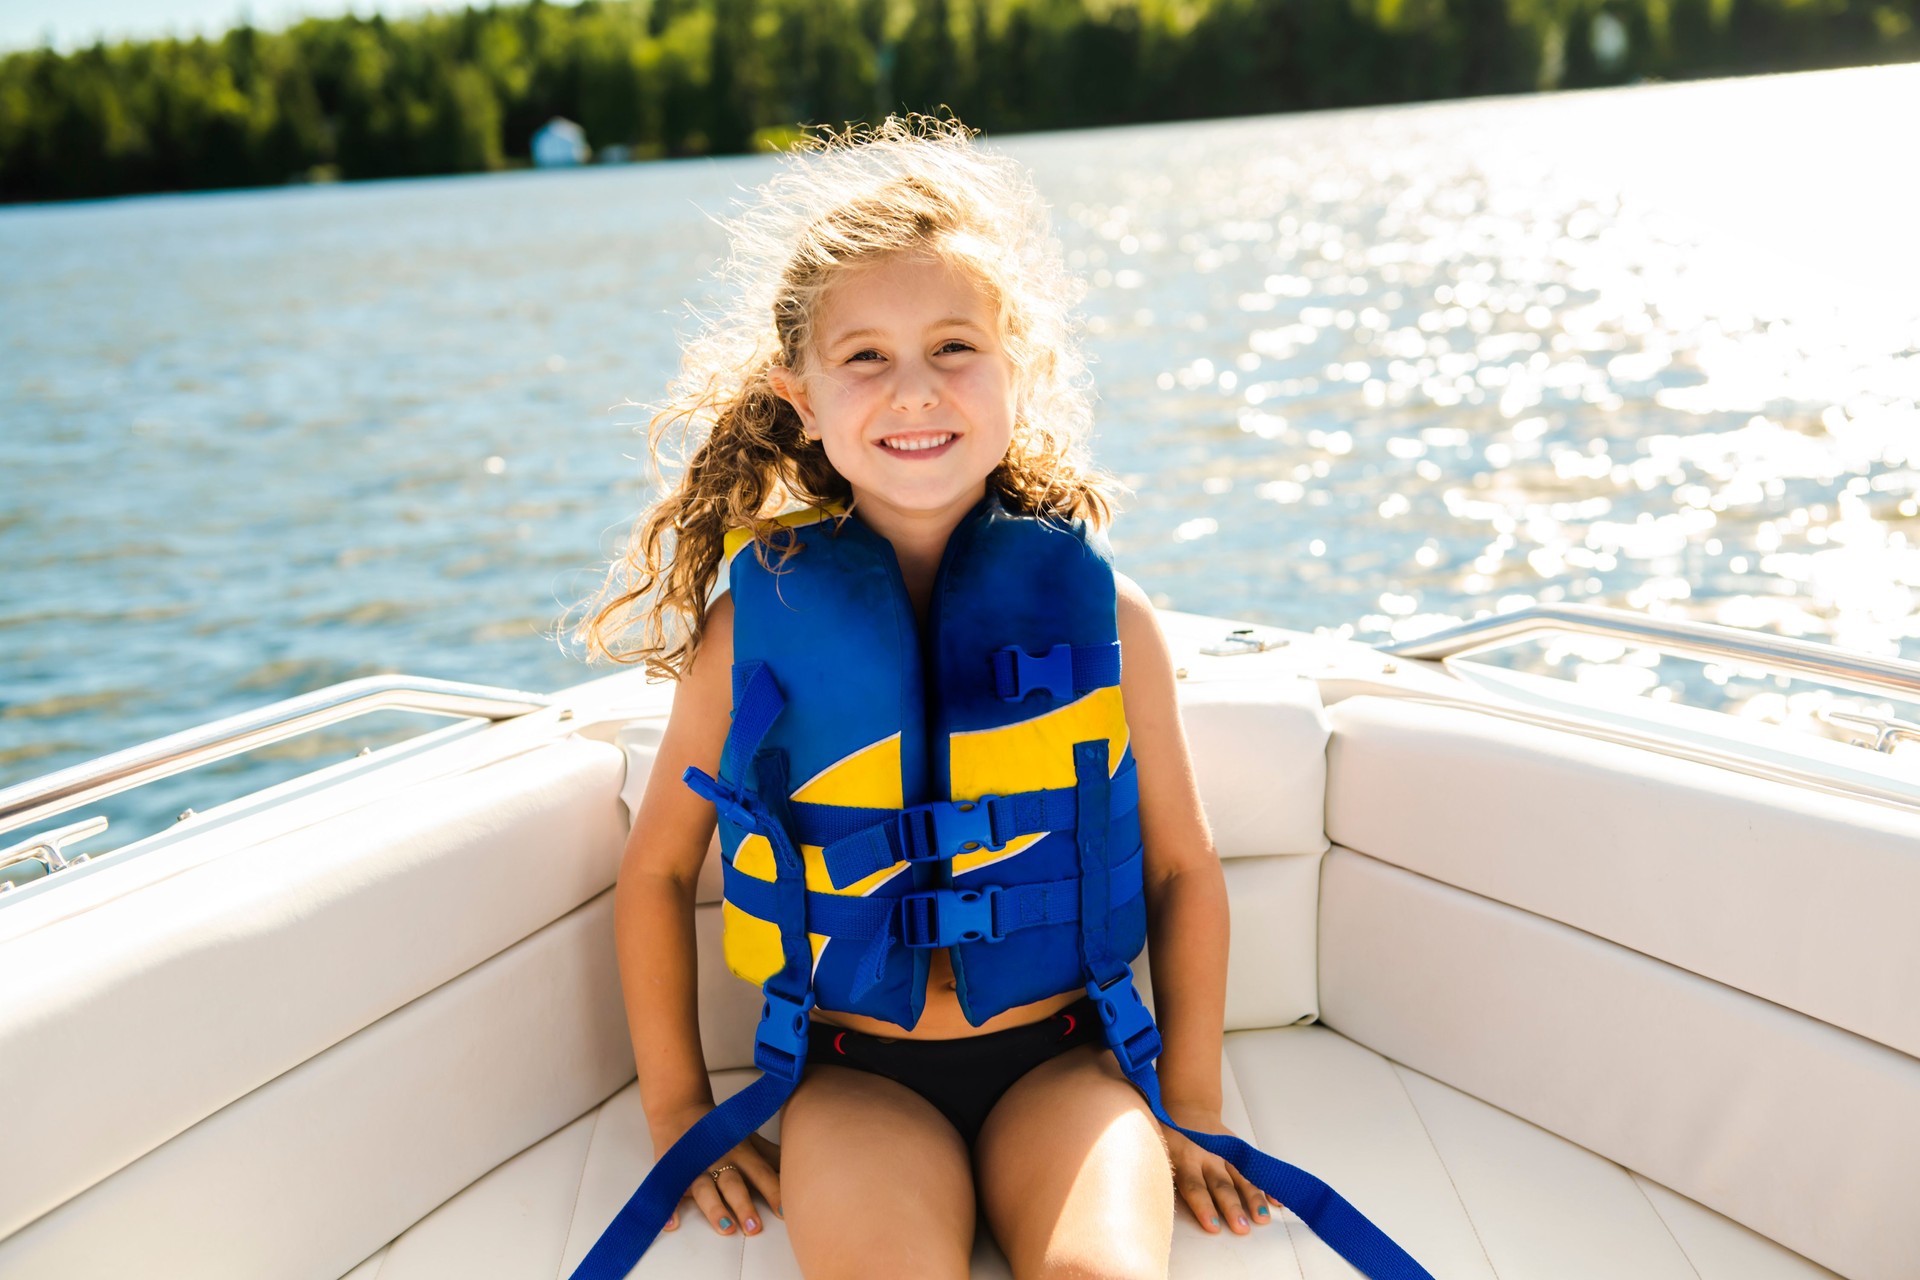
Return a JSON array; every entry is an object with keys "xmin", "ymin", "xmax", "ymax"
[{"xmin": 816, "ymin": 252, "xmax": 998, "ymax": 342}]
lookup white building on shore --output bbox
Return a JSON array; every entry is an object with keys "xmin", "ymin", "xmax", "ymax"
[{"xmin": 531, "ymin": 117, "xmax": 589, "ymax": 168}]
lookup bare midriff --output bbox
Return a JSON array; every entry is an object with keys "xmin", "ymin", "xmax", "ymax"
[{"xmin": 808, "ymin": 945, "xmax": 1082, "ymax": 1039}]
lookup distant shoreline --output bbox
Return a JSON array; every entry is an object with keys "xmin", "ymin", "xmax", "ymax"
[{"xmin": 3, "ymin": 0, "xmax": 1916, "ymax": 205}]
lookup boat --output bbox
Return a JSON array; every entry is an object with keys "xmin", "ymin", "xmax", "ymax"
[{"xmin": 0, "ymin": 602, "xmax": 1910, "ymax": 1279}]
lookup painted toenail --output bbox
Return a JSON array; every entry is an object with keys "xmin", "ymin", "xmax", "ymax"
[
  {"xmin": 746, "ymin": 1218, "xmax": 759, "ymax": 1231},
  {"xmin": 719, "ymin": 1217, "xmax": 732, "ymax": 1230}
]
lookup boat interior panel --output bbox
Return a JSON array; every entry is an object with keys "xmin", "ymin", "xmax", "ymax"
[{"xmin": 0, "ymin": 613, "xmax": 1886, "ymax": 1279}]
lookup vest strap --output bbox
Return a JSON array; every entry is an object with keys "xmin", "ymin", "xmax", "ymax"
[
  {"xmin": 802, "ymin": 763, "xmax": 1141, "ymax": 890},
  {"xmin": 720, "ymin": 845, "xmax": 1146, "ymax": 952},
  {"xmin": 1086, "ymin": 973, "xmax": 1436, "ymax": 1280},
  {"xmin": 564, "ymin": 984, "xmax": 809, "ymax": 1280},
  {"xmin": 992, "ymin": 641, "xmax": 1122, "ymax": 702}
]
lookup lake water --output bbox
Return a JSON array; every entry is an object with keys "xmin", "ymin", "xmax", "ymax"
[{"xmin": 5, "ymin": 62, "xmax": 1920, "ymax": 846}]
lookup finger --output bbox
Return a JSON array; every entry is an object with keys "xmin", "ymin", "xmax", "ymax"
[
  {"xmin": 688, "ymin": 1178, "xmax": 735, "ymax": 1235},
  {"xmin": 714, "ymin": 1166, "xmax": 764, "ymax": 1235},
  {"xmin": 714, "ymin": 1168, "xmax": 762, "ymax": 1235},
  {"xmin": 1228, "ymin": 1166, "xmax": 1274, "ymax": 1228},
  {"xmin": 741, "ymin": 1146, "xmax": 784, "ymax": 1220},
  {"xmin": 1231, "ymin": 1167, "xmax": 1274, "ymax": 1226},
  {"xmin": 1174, "ymin": 1165, "xmax": 1224, "ymax": 1232},
  {"xmin": 1208, "ymin": 1171, "xmax": 1252, "ymax": 1234}
]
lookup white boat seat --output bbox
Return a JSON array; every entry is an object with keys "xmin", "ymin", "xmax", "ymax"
[{"xmin": 336, "ymin": 1023, "xmax": 1837, "ymax": 1280}]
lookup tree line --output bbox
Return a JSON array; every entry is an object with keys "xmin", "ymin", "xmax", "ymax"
[{"xmin": 1, "ymin": 0, "xmax": 1914, "ymax": 202}]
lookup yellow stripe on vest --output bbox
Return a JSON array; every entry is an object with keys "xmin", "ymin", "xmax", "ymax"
[
  {"xmin": 721, "ymin": 730, "xmax": 905, "ymax": 987},
  {"xmin": 948, "ymin": 685, "xmax": 1130, "ymax": 878}
]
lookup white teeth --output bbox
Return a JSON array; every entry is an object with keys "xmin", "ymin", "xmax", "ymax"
[{"xmin": 881, "ymin": 434, "xmax": 953, "ymax": 452}]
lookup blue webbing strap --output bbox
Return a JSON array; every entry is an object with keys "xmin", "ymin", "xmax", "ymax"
[
  {"xmin": 720, "ymin": 845, "xmax": 1147, "ymax": 949},
  {"xmin": 1066, "ymin": 748, "xmax": 1436, "ymax": 1280},
  {"xmin": 567, "ymin": 684, "xmax": 814, "ymax": 1280},
  {"xmin": 809, "ymin": 765, "xmax": 1141, "ymax": 890}
]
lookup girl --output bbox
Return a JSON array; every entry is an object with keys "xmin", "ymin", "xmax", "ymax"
[{"xmin": 574, "ymin": 115, "xmax": 1351, "ymax": 1280}]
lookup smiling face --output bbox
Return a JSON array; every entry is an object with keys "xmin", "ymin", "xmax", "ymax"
[{"xmin": 769, "ymin": 251, "xmax": 1019, "ymax": 537}]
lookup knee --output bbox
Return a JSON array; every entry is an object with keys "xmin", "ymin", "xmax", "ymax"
[{"xmin": 1025, "ymin": 1240, "xmax": 1168, "ymax": 1280}]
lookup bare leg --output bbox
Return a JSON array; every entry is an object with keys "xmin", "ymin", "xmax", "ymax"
[
  {"xmin": 974, "ymin": 1045, "xmax": 1175, "ymax": 1280},
  {"xmin": 781, "ymin": 1062, "xmax": 976, "ymax": 1280}
]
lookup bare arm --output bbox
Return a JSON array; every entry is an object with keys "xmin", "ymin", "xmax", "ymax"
[
  {"xmin": 613, "ymin": 592, "xmax": 735, "ymax": 1131},
  {"xmin": 1116, "ymin": 574, "xmax": 1229, "ymax": 1118}
]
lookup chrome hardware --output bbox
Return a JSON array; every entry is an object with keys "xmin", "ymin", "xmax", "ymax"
[
  {"xmin": 1816, "ymin": 708, "xmax": 1920, "ymax": 754},
  {"xmin": 0, "ymin": 676, "xmax": 551, "ymax": 843},
  {"xmin": 1199, "ymin": 628, "xmax": 1291, "ymax": 657},
  {"xmin": 1380, "ymin": 604, "xmax": 1920, "ymax": 704},
  {"xmin": 1, "ymin": 815, "xmax": 109, "ymax": 889}
]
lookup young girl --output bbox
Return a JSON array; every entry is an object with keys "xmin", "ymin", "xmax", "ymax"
[{"xmin": 573, "ymin": 115, "xmax": 1421, "ymax": 1280}]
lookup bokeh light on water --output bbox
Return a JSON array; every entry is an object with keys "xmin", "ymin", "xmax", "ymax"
[{"xmin": 3, "ymin": 63, "xmax": 1919, "ymax": 847}]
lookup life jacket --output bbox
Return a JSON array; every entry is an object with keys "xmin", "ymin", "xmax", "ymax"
[
  {"xmin": 705, "ymin": 491, "xmax": 1144, "ymax": 1030},
  {"xmin": 569, "ymin": 491, "xmax": 1435, "ymax": 1280}
]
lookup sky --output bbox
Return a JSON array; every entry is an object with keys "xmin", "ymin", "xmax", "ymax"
[{"xmin": 0, "ymin": 1, "xmax": 577, "ymax": 53}]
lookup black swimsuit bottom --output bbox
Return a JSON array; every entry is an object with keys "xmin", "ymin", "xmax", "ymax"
[{"xmin": 805, "ymin": 994, "xmax": 1105, "ymax": 1146}]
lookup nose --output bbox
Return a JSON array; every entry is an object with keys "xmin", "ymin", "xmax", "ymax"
[{"xmin": 891, "ymin": 358, "xmax": 939, "ymax": 413}]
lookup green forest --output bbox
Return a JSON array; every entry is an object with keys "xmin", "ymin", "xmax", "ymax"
[{"xmin": 2, "ymin": 0, "xmax": 1915, "ymax": 202}]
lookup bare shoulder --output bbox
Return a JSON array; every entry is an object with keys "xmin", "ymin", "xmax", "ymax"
[{"xmin": 1113, "ymin": 572, "xmax": 1169, "ymax": 672}]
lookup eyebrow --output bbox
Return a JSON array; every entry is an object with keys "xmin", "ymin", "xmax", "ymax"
[{"xmin": 825, "ymin": 316, "xmax": 987, "ymax": 348}]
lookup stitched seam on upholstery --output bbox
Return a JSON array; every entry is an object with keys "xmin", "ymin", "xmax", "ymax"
[
  {"xmin": 1388, "ymin": 1061, "xmax": 1500, "ymax": 1279},
  {"xmin": 1628, "ymin": 1173, "xmax": 1705, "ymax": 1280},
  {"xmin": 554, "ymin": 1098, "xmax": 611, "ymax": 1280},
  {"xmin": 1224, "ymin": 1031, "xmax": 1307, "ymax": 1278}
]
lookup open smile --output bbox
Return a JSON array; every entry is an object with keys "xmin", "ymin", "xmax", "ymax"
[{"xmin": 875, "ymin": 431, "xmax": 959, "ymax": 459}]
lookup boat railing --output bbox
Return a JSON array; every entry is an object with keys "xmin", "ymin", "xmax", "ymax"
[
  {"xmin": 0, "ymin": 677, "xmax": 552, "ymax": 861},
  {"xmin": 1378, "ymin": 603, "xmax": 1920, "ymax": 706}
]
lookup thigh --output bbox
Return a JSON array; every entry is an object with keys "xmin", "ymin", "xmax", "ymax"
[
  {"xmin": 779, "ymin": 1062, "xmax": 976, "ymax": 1280},
  {"xmin": 974, "ymin": 1045, "xmax": 1175, "ymax": 1280}
]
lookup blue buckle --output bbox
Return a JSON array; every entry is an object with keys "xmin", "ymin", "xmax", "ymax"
[
  {"xmin": 1086, "ymin": 971, "xmax": 1162, "ymax": 1074},
  {"xmin": 896, "ymin": 797, "xmax": 1004, "ymax": 862},
  {"xmin": 682, "ymin": 766, "xmax": 761, "ymax": 835},
  {"xmin": 1000, "ymin": 644, "xmax": 1074, "ymax": 702},
  {"xmin": 899, "ymin": 887, "xmax": 1006, "ymax": 948},
  {"xmin": 752, "ymin": 986, "xmax": 816, "ymax": 1083}
]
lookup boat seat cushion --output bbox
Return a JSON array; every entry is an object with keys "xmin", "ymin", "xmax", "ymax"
[{"xmin": 338, "ymin": 1023, "xmax": 1839, "ymax": 1280}]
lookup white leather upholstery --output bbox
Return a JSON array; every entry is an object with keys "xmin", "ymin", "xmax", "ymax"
[
  {"xmin": 0, "ymin": 664, "xmax": 1879, "ymax": 1280},
  {"xmin": 1319, "ymin": 847, "xmax": 1914, "ymax": 1280},
  {"xmin": 336, "ymin": 1023, "xmax": 1836, "ymax": 1280},
  {"xmin": 0, "ymin": 735, "xmax": 628, "ymax": 1243},
  {"xmin": 1325, "ymin": 694, "xmax": 1920, "ymax": 1058},
  {"xmin": 0, "ymin": 889, "xmax": 634, "ymax": 1280}
]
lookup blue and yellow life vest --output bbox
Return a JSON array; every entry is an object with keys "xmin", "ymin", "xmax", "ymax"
[
  {"xmin": 570, "ymin": 491, "xmax": 1436, "ymax": 1280},
  {"xmin": 706, "ymin": 491, "xmax": 1143, "ymax": 1029}
]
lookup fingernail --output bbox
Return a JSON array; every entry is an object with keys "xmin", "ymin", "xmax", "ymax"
[
  {"xmin": 774, "ymin": 1206, "xmax": 783, "ymax": 1218},
  {"xmin": 746, "ymin": 1218, "xmax": 759, "ymax": 1232},
  {"xmin": 1210, "ymin": 1216, "xmax": 1220, "ymax": 1229},
  {"xmin": 719, "ymin": 1217, "xmax": 732, "ymax": 1230},
  {"xmin": 1258, "ymin": 1206, "xmax": 1270, "ymax": 1218},
  {"xmin": 1237, "ymin": 1215, "xmax": 1250, "ymax": 1229}
]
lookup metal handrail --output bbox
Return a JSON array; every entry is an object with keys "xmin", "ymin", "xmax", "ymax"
[
  {"xmin": 1378, "ymin": 603, "xmax": 1920, "ymax": 703},
  {"xmin": 0, "ymin": 676, "xmax": 552, "ymax": 840}
]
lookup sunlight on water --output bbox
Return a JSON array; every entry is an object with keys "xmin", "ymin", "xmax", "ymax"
[{"xmin": 4, "ymin": 63, "xmax": 1920, "ymax": 837}]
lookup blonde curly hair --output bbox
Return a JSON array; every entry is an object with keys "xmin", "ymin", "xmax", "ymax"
[{"xmin": 576, "ymin": 112, "xmax": 1119, "ymax": 680}]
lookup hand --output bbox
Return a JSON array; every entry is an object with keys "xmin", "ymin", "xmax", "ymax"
[
  {"xmin": 651, "ymin": 1106, "xmax": 783, "ymax": 1236},
  {"xmin": 1160, "ymin": 1111, "xmax": 1281, "ymax": 1236}
]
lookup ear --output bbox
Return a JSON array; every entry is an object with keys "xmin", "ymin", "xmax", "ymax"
[{"xmin": 767, "ymin": 365, "xmax": 820, "ymax": 440}]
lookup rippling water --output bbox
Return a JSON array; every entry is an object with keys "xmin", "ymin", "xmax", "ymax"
[{"xmin": 5, "ymin": 63, "xmax": 1920, "ymax": 847}]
